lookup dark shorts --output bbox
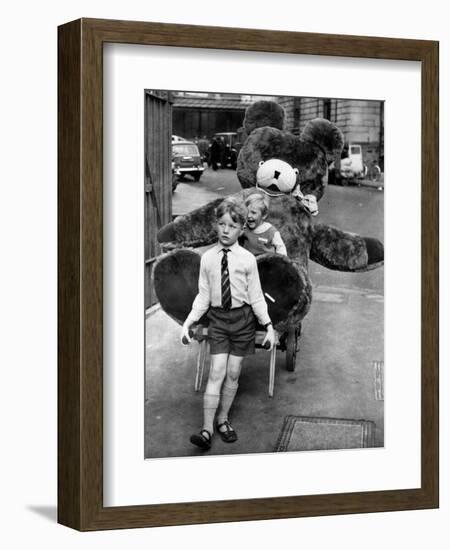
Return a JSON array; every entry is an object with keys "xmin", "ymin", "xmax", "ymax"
[{"xmin": 207, "ymin": 304, "xmax": 256, "ymax": 357}]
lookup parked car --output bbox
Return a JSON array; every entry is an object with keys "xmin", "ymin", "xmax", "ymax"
[
  {"xmin": 172, "ymin": 134, "xmax": 186, "ymax": 143},
  {"xmin": 328, "ymin": 143, "xmax": 367, "ymax": 185},
  {"xmin": 171, "ymin": 141, "xmax": 204, "ymax": 181},
  {"xmin": 209, "ymin": 132, "xmax": 242, "ymax": 170}
]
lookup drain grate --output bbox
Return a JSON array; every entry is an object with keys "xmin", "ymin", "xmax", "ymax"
[{"xmin": 373, "ymin": 360, "xmax": 384, "ymax": 401}]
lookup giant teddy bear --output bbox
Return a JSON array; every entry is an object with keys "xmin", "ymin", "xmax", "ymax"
[{"xmin": 153, "ymin": 101, "xmax": 384, "ymax": 360}]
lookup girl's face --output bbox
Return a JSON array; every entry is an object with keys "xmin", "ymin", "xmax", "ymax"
[
  {"xmin": 246, "ymin": 205, "xmax": 266, "ymax": 230},
  {"xmin": 216, "ymin": 213, "xmax": 243, "ymax": 247}
]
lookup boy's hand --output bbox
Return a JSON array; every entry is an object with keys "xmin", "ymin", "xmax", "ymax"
[
  {"xmin": 181, "ymin": 322, "xmax": 193, "ymax": 345},
  {"xmin": 262, "ymin": 325, "xmax": 275, "ymax": 351}
]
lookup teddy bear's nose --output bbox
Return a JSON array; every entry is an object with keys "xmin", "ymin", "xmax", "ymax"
[{"xmin": 273, "ymin": 170, "xmax": 281, "ymax": 179}]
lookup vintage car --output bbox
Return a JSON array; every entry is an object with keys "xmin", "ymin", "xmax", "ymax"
[
  {"xmin": 171, "ymin": 141, "xmax": 204, "ymax": 182},
  {"xmin": 209, "ymin": 132, "xmax": 242, "ymax": 170},
  {"xmin": 328, "ymin": 143, "xmax": 367, "ymax": 185}
]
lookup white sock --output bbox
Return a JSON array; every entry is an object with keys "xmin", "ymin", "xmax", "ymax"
[{"xmin": 217, "ymin": 380, "xmax": 239, "ymax": 425}]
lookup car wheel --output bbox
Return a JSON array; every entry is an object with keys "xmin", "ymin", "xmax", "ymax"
[{"xmin": 193, "ymin": 172, "xmax": 202, "ymax": 182}]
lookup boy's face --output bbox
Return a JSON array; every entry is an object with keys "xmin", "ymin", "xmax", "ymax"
[
  {"xmin": 246, "ymin": 205, "xmax": 265, "ymax": 230},
  {"xmin": 216, "ymin": 213, "xmax": 243, "ymax": 247}
]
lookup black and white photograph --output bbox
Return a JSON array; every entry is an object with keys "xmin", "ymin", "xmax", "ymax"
[
  {"xmin": 3, "ymin": 0, "xmax": 443, "ymax": 543},
  {"xmin": 144, "ymin": 90, "xmax": 385, "ymax": 459}
]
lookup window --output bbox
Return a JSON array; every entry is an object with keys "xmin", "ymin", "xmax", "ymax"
[{"xmin": 172, "ymin": 143, "xmax": 199, "ymax": 156}]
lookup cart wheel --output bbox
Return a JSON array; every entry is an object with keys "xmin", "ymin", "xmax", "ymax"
[{"xmin": 286, "ymin": 326, "xmax": 298, "ymax": 372}]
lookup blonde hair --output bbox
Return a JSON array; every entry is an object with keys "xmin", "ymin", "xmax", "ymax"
[{"xmin": 245, "ymin": 193, "xmax": 269, "ymax": 217}]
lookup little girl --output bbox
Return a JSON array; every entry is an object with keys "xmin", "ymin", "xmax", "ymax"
[{"xmin": 242, "ymin": 194, "xmax": 287, "ymax": 256}]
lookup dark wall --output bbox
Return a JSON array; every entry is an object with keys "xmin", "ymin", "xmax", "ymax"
[{"xmin": 173, "ymin": 108, "xmax": 245, "ymax": 140}]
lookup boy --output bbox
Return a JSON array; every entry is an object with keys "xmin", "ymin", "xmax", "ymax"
[
  {"xmin": 242, "ymin": 193, "xmax": 287, "ymax": 256},
  {"xmin": 181, "ymin": 197, "xmax": 275, "ymax": 451}
]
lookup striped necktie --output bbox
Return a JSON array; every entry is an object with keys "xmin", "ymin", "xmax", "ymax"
[{"xmin": 221, "ymin": 249, "xmax": 232, "ymax": 310}]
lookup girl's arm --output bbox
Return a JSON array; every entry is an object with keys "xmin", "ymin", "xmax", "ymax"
[{"xmin": 272, "ymin": 230, "xmax": 287, "ymax": 256}]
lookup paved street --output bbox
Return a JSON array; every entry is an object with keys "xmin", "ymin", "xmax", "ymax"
[
  {"xmin": 146, "ymin": 167, "xmax": 384, "ymax": 458},
  {"xmin": 172, "ymin": 165, "xmax": 241, "ymax": 216}
]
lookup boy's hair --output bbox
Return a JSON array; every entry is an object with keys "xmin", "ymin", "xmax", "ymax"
[
  {"xmin": 245, "ymin": 193, "xmax": 269, "ymax": 217},
  {"xmin": 215, "ymin": 197, "xmax": 247, "ymax": 227}
]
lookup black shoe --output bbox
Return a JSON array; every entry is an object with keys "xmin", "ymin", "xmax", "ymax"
[
  {"xmin": 190, "ymin": 429, "xmax": 212, "ymax": 450},
  {"xmin": 216, "ymin": 420, "xmax": 237, "ymax": 443}
]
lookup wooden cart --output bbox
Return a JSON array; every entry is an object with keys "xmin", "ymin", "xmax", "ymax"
[{"xmin": 191, "ymin": 322, "xmax": 301, "ymax": 397}]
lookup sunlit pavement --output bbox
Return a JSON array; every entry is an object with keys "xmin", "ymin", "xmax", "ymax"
[{"xmin": 172, "ymin": 166, "xmax": 242, "ymax": 216}]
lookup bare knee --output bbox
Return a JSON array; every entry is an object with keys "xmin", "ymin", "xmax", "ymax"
[
  {"xmin": 206, "ymin": 354, "xmax": 227, "ymax": 392},
  {"xmin": 226, "ymin": 355, "xmax": 244, "ymax": 384},
  {"xmin": 209, "ymin": 363, "xmax": 226, "ymax": 384}
]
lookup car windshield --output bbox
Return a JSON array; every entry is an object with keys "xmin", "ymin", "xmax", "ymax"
[{"xmin": 173, "ymin": 144, "xmax": 198, "ymax": 156}]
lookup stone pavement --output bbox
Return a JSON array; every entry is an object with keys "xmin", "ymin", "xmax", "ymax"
[{"xmin": 144, "ymin": 281, "xmax": 384, "ymax": 459}]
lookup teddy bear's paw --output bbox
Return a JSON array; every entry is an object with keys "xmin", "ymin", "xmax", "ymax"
[
  {"xmin": 157, "ymin": 221, "xmax": 178, "ymax": 245},
  {"xmin": 310, "ymin": 224, "xmax": 384, "ymax": 272},
  {"xmin": 157, "ymin": 197, "xmax": 225, "ymax": 248},
  {"xmin": 257, "ymin": 254, "xmax": 312, "ymax": 325},
  {"xmin": 153, "ymin": 249, "xmax": 202, "ymax": 325},
  {"xmin": 365, "ymin": 237, "xmax": 384, "ymax": 263},
  {"xmin": 355, "ymin": 237, "xmax": 384, "ymax": 271}
]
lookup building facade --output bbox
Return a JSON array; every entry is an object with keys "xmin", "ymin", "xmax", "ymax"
[
  {"xmin": 171, "ymin": 92, "xmax": 384, "ymax": 170},
  {"xmin": 172, "ymin": 92, "xmax": 275, "ymax": 140},
  {"xmin": 277, "ymin": 96, "xmax": 384, "ymax": 170}
]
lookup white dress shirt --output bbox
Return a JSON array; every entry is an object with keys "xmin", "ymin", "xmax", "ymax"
[{"xmin": 186, "ymin": 241, "xmax": 271, "ymax": 326}]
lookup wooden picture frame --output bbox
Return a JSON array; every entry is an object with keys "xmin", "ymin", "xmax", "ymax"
[{"xmin": 58, "ymin": 18, "xmax": 439, "ymax": 531}]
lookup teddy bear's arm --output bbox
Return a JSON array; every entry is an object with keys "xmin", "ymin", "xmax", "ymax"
[
  {"xmin": 310, "ymin": 223, "xmax": 384, "ymax": 272},
  {"xmin": 157, "ymin": 189, "xmax": 268, "ymax": 248},
  {"xmin": 157, "ymin": 197, "xmax": 224, "ymax": 248}
]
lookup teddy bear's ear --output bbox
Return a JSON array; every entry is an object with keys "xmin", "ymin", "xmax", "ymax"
[
  {"xmin": 258, "ymin": 160, "xmax": 265, "ymax": 167},
  {"xmin": 243, "ymin": 100, "xmax": 285, "ymax": 135},
  {"xmin": 300, "ymin": 118, "xmax": 344, "ymax": 163}
]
